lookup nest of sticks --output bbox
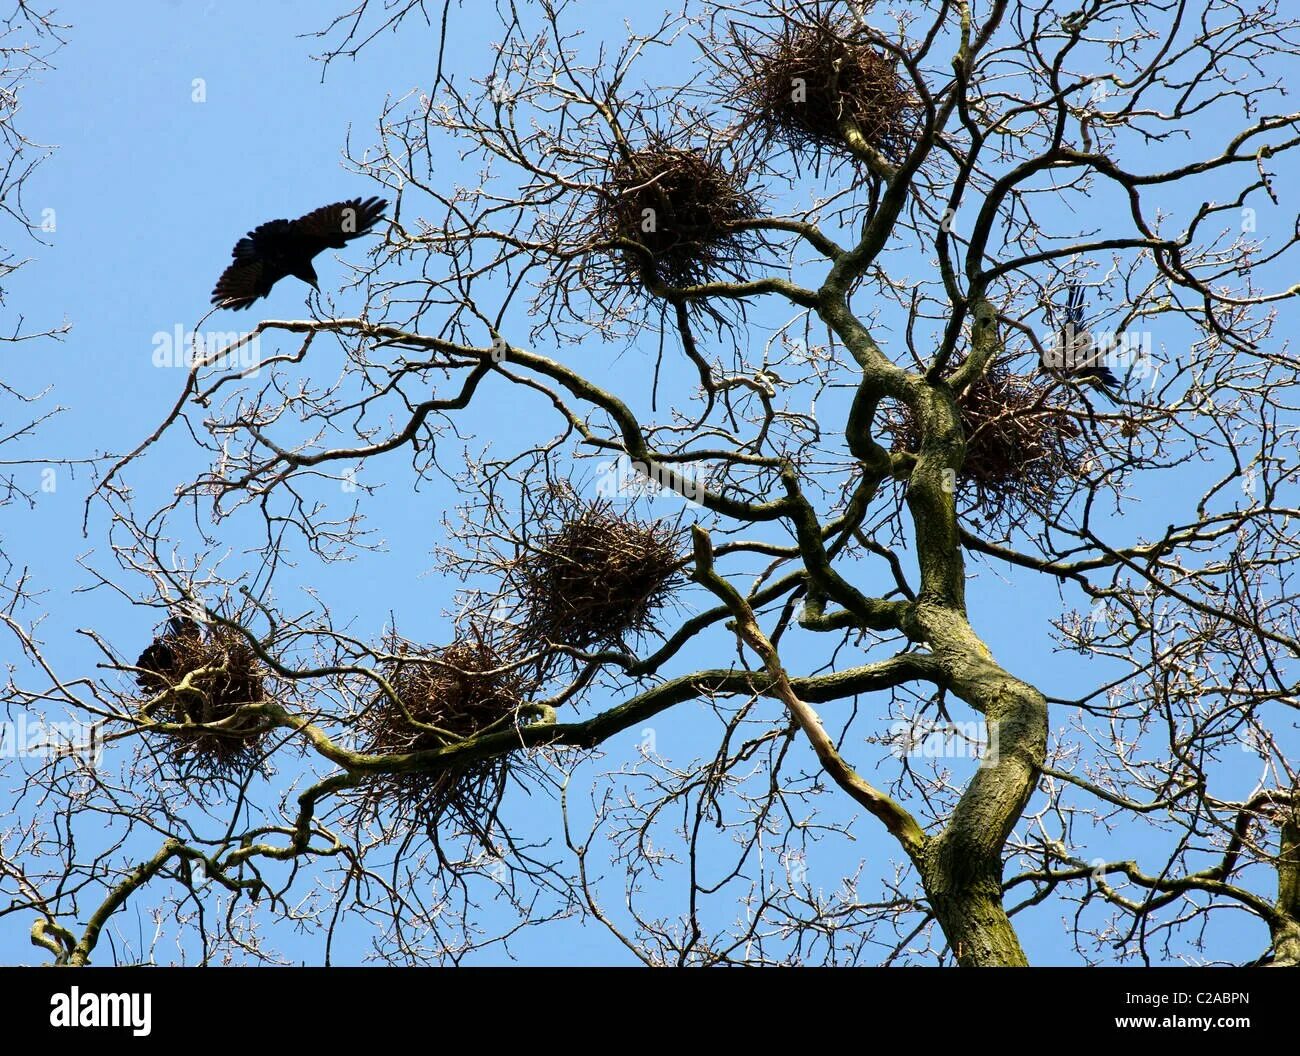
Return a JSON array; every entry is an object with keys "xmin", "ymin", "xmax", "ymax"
[
  {"xmin": 721, "ymin": 8, "xmax": 919, "ymax": 170},
  {"xmin": 355, "ymin": 631, "xmax": 534, "ymax": 841},
  {"xmin": 885, "ymin": 361, "xmax": 1087, "ymax": 521},
  {"xmin": 134, "ymin": 616, "xmax": 271, "ymax": 777},
  {"xmin": 594, "ymin": 136, "xmax": 762, "ymax": 292},
  {"xmin": 506, "ymin": 495, "xmax": 685, "ymax": 656}
]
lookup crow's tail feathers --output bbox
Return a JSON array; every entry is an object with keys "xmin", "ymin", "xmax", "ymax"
[
  {"xmin": 1065, "ymin": 282, "xmax": 1086, "ymax": 326},
  {"xmin": 1080, "ymin": 365, "xmax": 1119, "ymax": 387},
  {"xmin": 1073, "ymin": 366, "xmax": 1121, "ymax": 400},
  {"xmin": 164, "ymin": 615, "xmax": 203, "ymax": 640}
]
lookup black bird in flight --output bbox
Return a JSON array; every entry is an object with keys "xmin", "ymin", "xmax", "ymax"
[
  {"xmin": 1043, "ymin": 282, "xmax": 1120, "ymax": 396},
  {"xmin": 210, "ymin": 196, "xmax": 388, "ymax": 310}
]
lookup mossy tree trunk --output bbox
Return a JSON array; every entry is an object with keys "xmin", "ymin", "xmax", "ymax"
[{"xmin": 805, "ymin": 285, "xmax": 1050, "ymax": 965}]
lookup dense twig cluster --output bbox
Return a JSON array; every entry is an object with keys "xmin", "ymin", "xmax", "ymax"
[
  {"xmin": 886, "ymin": 362, "xmax": 1087, "ymax": 521},
  {"xmin": 720, "ymin": 8, "xmax": 918, "ymax": 168},
  {"xmin": 507, "ymin": 494, "xmax": 685, "ymax": 655},
  {"xmin": 595, "ymin": 137, "xmax": 761, "ymax": 290},
  {"xmin": 356, "ymin": 630, "xmax": 531, "ymax": 841},
  {"xmin": 134, "ymin": 617, "xmax": 270, "ymax": 776}
]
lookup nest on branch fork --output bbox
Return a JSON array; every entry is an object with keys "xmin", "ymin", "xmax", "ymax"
[
  {"xmin": 134, "ymin": 616, "xmax": 271, "ymax": 777},
  {"xmin": 885, "ymin": 361, "xmax": 1088, "ymax": 522},
  {"xmin": 355, "ymin": 631, "xmax": 535, "ymax": 842},
  {"xmin": 722, "ymin": 9, "xmax": 919, "ymax": 170},
  {"xmin": 595, "ymin": 137, "xmax": 762, "ymax": 292},
  {"xmin": 508, "ymin": 496, "xmax": 685, "ymax": 656}
]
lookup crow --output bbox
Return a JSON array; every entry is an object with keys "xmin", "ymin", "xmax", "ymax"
[
  {"xmin": 1042, "ymin": 282, "xmax": 1120, "ymax": 396},
  {"xmin": 210, "ymin": 196, "xmax": 388, "ymax": 310},
  {"xmin": 135, "ymin": 615, "xmax": 203, "ymax": 693}
]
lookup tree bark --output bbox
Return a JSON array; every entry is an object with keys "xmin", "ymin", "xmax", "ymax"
[
  {"xmin": 921, "ymin": 853, "xmax": 1029, "ymax": 967},
  {"xmin": 1271, "ymin": 810, "xmax": 1300, "ymax": 966}
]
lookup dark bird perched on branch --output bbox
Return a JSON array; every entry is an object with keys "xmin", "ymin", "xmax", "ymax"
[
  {"xmin": 210, "ymin": 197, "xmax": 388, "ymax": 310},
  {"xmin": 1042, "ymin": 282, "xmax": 1120, "ymax": 397},
  {"xmin": 135, "ymin": 615, "xmax": 203, "ymax": 693}
]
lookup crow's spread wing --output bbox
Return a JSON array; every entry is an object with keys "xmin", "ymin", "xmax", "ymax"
[
  {"xmin": 210, "ymin": 198, "xmax": 387, "ymax": 308},
  {"xmin": 289, "ymin": 196, "xmax": 388, "ymax": 255},
  {"xmin": 211, "ymin": 255, "xmax": 271, "ymax": 310},
  {"xmin": 211, "ymin": 218, "xmax": 296, "ymax": 308}
]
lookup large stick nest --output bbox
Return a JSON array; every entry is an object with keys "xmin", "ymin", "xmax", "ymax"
[
  {"xmin": 721, "ymin": 9, "xmax": 919, "ymax": 169},
  {"xmin": 595, "ymin": 137, "xmax": 762, "ymax": 291},
  {"xmin": 356, "ymin": 631, "xmax": 534, "ymax": 842},
  {"xmin": 134, "ymin": 616, "xmax": 271, "ymax": 777},
  {"xmin": 884, "ymin": 362, "xmax": 1087, "ymax": 522},
  {"xmin": 508, "ymin": 496, "xmax": 686, "ymax": 655}
]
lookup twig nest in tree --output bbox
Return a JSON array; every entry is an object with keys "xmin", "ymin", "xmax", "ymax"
[
  {"xmin": 596, "ymin": 137, "xmax": 760, "ymax": 290},
  {"xmin": 723, "ymin": 11, "xmax": 918, "ymax": 168},
  {"xmin": 510, "ymin": 496, "xmax": 685, "ymax": 654},
  {"xmin": 134, "ymin": 617, "xmax": 270, "ymax": 776},
  {"xmin": 356, "ymin": 631, "xmax": 532, "ymax": 841},
  {"xmin": 885, "ymin": 362, "xmax": 1087, "ymax": 522}
]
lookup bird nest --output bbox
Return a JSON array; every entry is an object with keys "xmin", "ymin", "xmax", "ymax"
[
  {"xmin": 134, "ymin": 618, "xmax": 270, "ymax": 777},
  {"xmin": 594, "ymin": 137, "xmax": 762, "ymax": 291},
  {"xmin": 507, "ymin": 497, "xmax": 685, "ymax": 656},
  {"xmin": 722, "ymin": 9, "xmax": 919, "ymax": 169},
  {"xmin": 885, "ymin": 362, "xmax": 1086, "ymax": 523},
  {"xmin": 355, "ymin": 632, "xmax": 533, "ymax": 842}
]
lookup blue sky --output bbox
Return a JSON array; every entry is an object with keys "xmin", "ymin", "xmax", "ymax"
[{"xmin": 1, "ymin": 0, "xmax": 1294, "ymax": 965}]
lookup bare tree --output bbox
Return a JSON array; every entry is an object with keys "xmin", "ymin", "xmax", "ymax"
[
  {"xmin": 6, "ymin": 0, "xmax": 1300, "ymax": 967},
  {"xmin": 0, "ymin": 2, "xmax": 70, "ymax": 555}
]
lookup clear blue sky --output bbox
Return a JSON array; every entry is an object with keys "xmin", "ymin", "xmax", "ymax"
[{"xmin": 0, "ymin": 0, "xmax": 1292, "ymax": 965}]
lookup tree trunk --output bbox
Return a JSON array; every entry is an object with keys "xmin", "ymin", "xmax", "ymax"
[
  {"xmin": 922, "ymin": 842, "xmax": 1028, "ymax": 966},
  {"xmin": 1271, "ymin": 812, "xmax": 1300, "ymax": 966}
]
